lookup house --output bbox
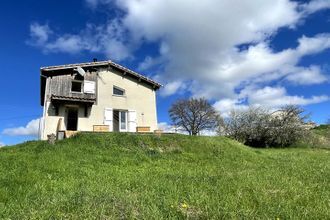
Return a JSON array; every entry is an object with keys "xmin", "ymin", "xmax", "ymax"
[{"xmin": 39, "ymin": 60, "xmax": 162, "ymax": 140}]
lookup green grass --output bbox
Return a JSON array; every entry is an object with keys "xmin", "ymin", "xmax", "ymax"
[
  {"xmin": 296, "ymin": 125, "xmax": 330, "ymax": 149},
  {"xmin": 0, "ymin": 133, "xmax": 329, "ymax": 219}
]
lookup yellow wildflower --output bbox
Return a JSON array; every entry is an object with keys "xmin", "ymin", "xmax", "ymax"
[{"xmin": 181, "ymin": 203, "xmax": 188, "ymax": 209}]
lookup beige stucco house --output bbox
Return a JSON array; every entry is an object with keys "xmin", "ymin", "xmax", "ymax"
[{"xmin": 40, "ymin": 60, "xmax": 162, "ymax": 140}]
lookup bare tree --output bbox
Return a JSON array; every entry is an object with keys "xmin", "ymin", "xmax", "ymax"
[{"xmin": 169, "ymin": 98, "xmax": 221, "ymax": 135}]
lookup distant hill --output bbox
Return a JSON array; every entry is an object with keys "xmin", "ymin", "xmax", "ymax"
[{"xmin": 0, "ymin": 133, "xmax": 329, "ymax": 219}]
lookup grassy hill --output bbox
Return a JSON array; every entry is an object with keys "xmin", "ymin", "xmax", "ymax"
[
  {"xmin": 0, "ymin": 133, "xmax": 329, "ymax": 219},
  {"xmin": 297, "ymin": 125, "xmax": 330, "ymax": 149}
]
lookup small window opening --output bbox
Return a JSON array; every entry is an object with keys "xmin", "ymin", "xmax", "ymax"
[
  {"xmin": 72, "ymin": 81, "xmax": 82, "ymax": 92},
  {"xmin": 113, "ymin": 86, "xmax": 125, "ymax": 96},
  {"xmin": 74, "ymin": 74, "xmax": 84, "ymax": 80},
  {"xmin": 55, "ymin": 106, "xmax": 59, "ymax": 116},
  {"xmin": 84, "ymin": 105, "xmax": 89, "ymax": 117}
]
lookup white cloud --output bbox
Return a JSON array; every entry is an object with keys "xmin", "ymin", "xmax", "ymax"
[
  {"xmin": 28, "ymin": 23, "xmax": 52, "ymax": 46},
  {"xmin": 213, "ymin": 99, "xmax": 249, "ymax": 117},
  {"xmin": 160, "ymin": 81, "xmax": 186, "ymax": 97},
  {"xmin": 301, "ymin": 0, "xmax": 330, "ymax": 14},
  {"xmin": 246, "ymin": 86, "xmax": 329, "ymax": 107},
  {"xmin": 2, "ymin": 119, "xmax": 40, "ymax": 137},
  {"xmin": 0, "ymin": 142, "xmax": 4, "ymax": 148},
  {"xmin": 137, "ymin": 56, "xmax": 166, "ymax": 72},
  {"xmin": 28, "ymin": 21, "xmax": 132, "ymax": 61},
  {"xmin": 113, "ymin": 0, "xmax": 330, "ymax": 100},
  {"xmin": 297, "ymin": 34, "xmax": 330, "ymax": 55},
  {"xmin": 199, "ymin": 130, "xmax": 218, "ymax": 136},
  {"xmin": 158, "ymin": 122, "xmax": 217, "ymax": 136},
  {"xmin": 158, "ymin": 122, "xmax": 181, "ymax": 133},
  {"xmin": 285, "ymin": 66, "xmax": 328, "ymax": 85},
  {"xmin": 29, "ymin": 0, "xmax": 330, "ymax": 110},
  {"xmin": 213, "ymin": 86, "xmax": 330, "ymax": 116}
]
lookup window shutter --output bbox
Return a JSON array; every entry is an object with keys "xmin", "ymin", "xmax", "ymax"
[
  {"xmin": 104, "ymin": 108, "xmax": 113, "ymax": 131},
  {"xmin": 128, "ymin": 110, "xmax": 137, "ymax": 132},
  {"xmin": 84, "ymin": 80, "xmax": 95, "ymax": 94}
]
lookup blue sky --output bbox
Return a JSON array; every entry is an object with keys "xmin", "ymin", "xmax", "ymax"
[{"xmin": 0, "ymin": 0, "xmax": 330, "ymax": 146}]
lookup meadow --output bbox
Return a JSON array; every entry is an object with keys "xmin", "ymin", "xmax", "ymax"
[{"xmin": 0, "ymin": 132, "xmax": 329, "ymax": 219}]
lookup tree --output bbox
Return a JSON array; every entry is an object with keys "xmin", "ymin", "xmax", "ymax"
[
  {"xmin": 219, "ymin": 107, "xmax": 271, "ymax": 146},
  {"xmin": 268, "ymin": 105, "xmax": 309, "ymax": 147},
  {"xmin": 220, "ymin": 105, "xmax": 309, "ymax": 148},
  {"xmin": 169, "ymin": 98, "xmax": 221, "ymax": 135}
]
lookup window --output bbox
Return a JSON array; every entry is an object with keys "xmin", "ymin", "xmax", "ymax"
[
  {"xmin": 113, "ymin": 86, "xmax": 125, "ymax": 96},
  {"xmin": 71, "ymin": 81, "xmax": 82, "ymax": 92},
  {"xmin": 55, "ymin": 106, "xmax": 59, "ymax": 116}
]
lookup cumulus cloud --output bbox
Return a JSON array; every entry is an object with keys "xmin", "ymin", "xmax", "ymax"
[
  {"xmin": 213, "ymin": 99, "xmax": 249, "ymax": 117},
  {"xmin": 285, "ymin": 66, "xmax": 329, "ymax": 85},
  {"xmin": 0, "ymin": 142, "xmax": 4, "ymax": 147},
  {"xmin": 247, "ymin": 86, "xmax": 329, "ymax": 107},
  {"xmin": 213, "ymin": 86, "xmax": 329, "ymax": 117},
  {"xmin": 297, "ymin": 34, "xmax": 330, "ymax": 55},
  {"xmin": 301, "ymin": 0, "xmax": 330, "ymax": 14},
  {"xmin": 2, "ymin": 119, "xmax": 40, "ymax": 137},
  {"xmin": 117, "ymin": 0, "xmax": 330, "ymax": 101},
  {"xmin": 29, "ymin": 0, "xmax": 330, "ymax": 110}
]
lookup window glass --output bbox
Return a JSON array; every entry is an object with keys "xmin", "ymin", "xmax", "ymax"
[
  {"xmin": 120, "ymin": 111, "xmax": 126, "ymax": 130},
  {"xmin": 71, "ymin": 81, "xmax": 82, "ymax": 92},
  {"xmin": 113, "ymin": 86, "xmax": 125, "ymax": 96}
]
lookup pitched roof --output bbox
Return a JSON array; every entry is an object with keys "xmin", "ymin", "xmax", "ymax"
[{"xmin": 40, "ymin": 60, "xmax": 162, "ymax": 89}]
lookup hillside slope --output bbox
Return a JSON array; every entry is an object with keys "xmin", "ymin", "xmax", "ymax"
[
  {"xmin": 297, "ymin": 125, "xmax": 330, "ymax": 149},
  {"xmin": 0, "ymin": 133, "xmax": 329, "ymax": 219}
]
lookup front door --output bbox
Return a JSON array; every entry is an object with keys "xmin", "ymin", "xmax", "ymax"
[
  {"xmin": 67, "ymin": 108, "xmax": 78, "ymax": 131},
  {"xmin": 113, "ymin": 110, "xmax": 127, "ymax": 132}
]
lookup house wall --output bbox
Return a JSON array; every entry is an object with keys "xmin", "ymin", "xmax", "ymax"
[
  {"xmin": 47, "ymin": 71, "xmax": 97, "ymax": 100},
  {"xmin": 41, "ymin": 69, "xmax": 158, "ymax": 139}
]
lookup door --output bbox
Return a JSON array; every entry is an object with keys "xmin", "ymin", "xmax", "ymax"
[
  {"xmin": 105, "ymin": 108, "xmax": 127, "ymax": 132},
  {"xmin": 67, "ymin": 108, "xmax": 78, "ymax": 131},
  {"xmin": 113, "ymin": 110, "xmax": 120, "ymax": 132},
  {"xmin": 119, "ymin": 111, "xmax": 127, "ymax": 132}
]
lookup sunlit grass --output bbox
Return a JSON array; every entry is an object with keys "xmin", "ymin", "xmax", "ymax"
[
  {"xmin": 0, "ymin": 133, "xmax": 329, "ymax": 219},
  {"xmin": 296, "ymin": 125, "xmax": 330, "ymax": 149}
]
